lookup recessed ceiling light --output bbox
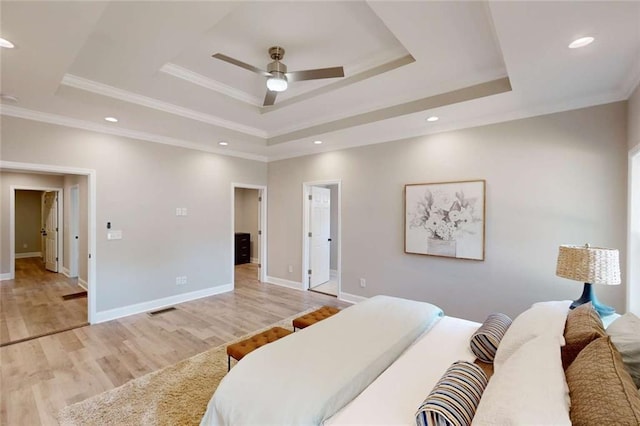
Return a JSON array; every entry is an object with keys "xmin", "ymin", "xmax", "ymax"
[
  {"xmin": 569, "ymin": 36, "xmax": 594, "ymax": 49},
  {"xmin": 313, "ymin": 140, "xmax": 323, "ymax": 145},
  {"xmin": 218, "ymin": 141, "xmax": 228, "ymax": 146},
  {"xmin": 0, "ymin": 94, "xmax": 18, "ymax": 103},
  {"xmin": 0, "ymin": 38, "xmax": 15, "ymax": 49},
  {"xmin": 104, "ymin": 117, "xmax": 118, "ymax": 123},
  {"xmin": 426, "ymin": 116, "xmax": 439, "ymax": 122}
]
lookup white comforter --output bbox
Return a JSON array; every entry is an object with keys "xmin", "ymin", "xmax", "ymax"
[
  {"xmin": 200, "ymin": 295, "xmax": 444, "ymax": 426},
  {"xmin": 325, "ymin": 316, "xmax": 480, "ymax": 425}
]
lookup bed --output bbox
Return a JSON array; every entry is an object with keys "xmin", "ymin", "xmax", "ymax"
[{"xmin": 201, "ymin": 295, "xmax": 640, "ymax": 426}]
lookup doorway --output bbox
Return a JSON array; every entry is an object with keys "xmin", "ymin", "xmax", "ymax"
[
  {"xmin": 303, "ymin": 181, "xmax": 341, "ymax": 297},
  {"xmin": 2, "ymin": 160, "xmax": 96, "ymax": 329},
  {"xmin": 231, "ymin": 183, "xmax": 267, "ymax": 286}
]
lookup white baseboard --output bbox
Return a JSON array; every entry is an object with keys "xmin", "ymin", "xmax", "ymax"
[
  {"xmin": 251, "ymin": 257, "xmax": 260, "ymax": 264},
  {"xmin": 330, "ymin": 269, "xmax": 338, "ymax": 279},
  {"xmin": 339, "ymin": 292, "xmax": 368, "ymax": 304},
  {"xmin": 93, "ymin": 283, "xmax": 233, "ymax": 324},
  {"xmin": 78, "ymin": 278, "xmax": 88, "ymax": 291},
  {"xmin": 15, "ymin": 251, "xmax": 41, "ymax": 259},
  {"xmin": 265, "ymin": 276, "xmax": 304, "ymax": 291},
  {"xmin": 61, "ymin": 267, "xmax": 71, "ymax": 277},
  {"xmin": 0, "ymin": 273, "xmax": 12, "ymax": 281}
]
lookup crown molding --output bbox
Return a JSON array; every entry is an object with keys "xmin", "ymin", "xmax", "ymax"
[
  {"xmin": 0, "ymin": 105, "xmax": 268, "ymax": 162},
  {"xmin": 61, "ymin": 74, "xmax": 268, "ymax": 138},
  {"xmin": 160, "ymin": 63, "xmax": 263, "ymax": 107}
]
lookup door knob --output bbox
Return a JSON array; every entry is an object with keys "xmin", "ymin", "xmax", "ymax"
[{"xmin": 328, "ymin": 238, "xmax": 332, "ymax": 242}]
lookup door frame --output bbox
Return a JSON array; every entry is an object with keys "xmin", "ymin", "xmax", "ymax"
[
  {"xmin": 302, "ymin": 180, "xmax": 341, "ymax": 295},
  {"xmin": 231, "ymin": 183, "xmax": 267, "ymax": 285},
  {"xmin": 2, "ymin": 160, "xmax": 97, "ymax": 324},
  {"xmin": 69, "ymin": 184, "xmax": 80, "ymax": 278},
  {"xmin": 11, "ymin": 186, "xmax": 63, "ymax": 275},
  {"xmin": 628, "ymin": 144, "xmax": 640, "ymax": 315}
]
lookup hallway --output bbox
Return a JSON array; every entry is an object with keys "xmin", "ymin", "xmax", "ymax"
[{"xmin": 0, "ymin": 257, "xmax": 88, "ymax": 346}]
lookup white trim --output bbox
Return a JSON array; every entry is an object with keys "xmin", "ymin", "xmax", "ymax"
[
  {"xmin": 338, "ymin": 292, "xmax": 367, "ymax": 304},
  {"xmin": 265, "ymin": 276, "xmax": 304, "ymax": 291},
  {"xmin": 330, "ymin": 269, "xmax": 338, "ymax": 279},
  {"xmin": 0, "ymin": 273, "xmax": 12, "ymax": 281},
  {"xmin": 68, "ymin": 184, "xmax": 80, "ymax": 278},
  {"xmin": 1, "ymin": 160, "xmax": 97, "ymax": 325},
  {"xmin": 251, "ymin": 257, "xmax": 260, "ymax": 264},
  {"xmin": 61, "ymin": 266, "xmax": 71, "ymax": 277},
  {"xmin": 15, "ymin": 251, "xmax": 42, "ymax": 259},
  {"xmin": 302, "ymin": 180, "xmax": 342, "ymax": 296},
  {"xmin": 0, "ymin": 105, "xmax": 268, "ymax": 163},
  {"xmin": 231, "ymin": 183, "xmax": 268, "ymax": 285},
  {"xmin": 93, "ymin": 284, "xmax": 233, "ymax": 324},
  {"xmin": 627, "ymin": 144, "xmax": 640, "ymax": 315},
  {"xmin": 61, "ymin": 74, "xmax": 267, "ymax": 138},
  {"xmin": 10, "ymin": 185, "xmax": 63, "ymax": 279},
  {"xmin": 160, "ymin": 63, "xmax": 263, "ymax": 107},
  {"xmin": 78, "ymin": 278, "xmax": 88, "ymax": 291}
]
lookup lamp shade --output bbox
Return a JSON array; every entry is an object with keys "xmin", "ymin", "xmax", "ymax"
[{"xmin": 556, "ymin": 244, "xmax": 621, "ymax": 285}]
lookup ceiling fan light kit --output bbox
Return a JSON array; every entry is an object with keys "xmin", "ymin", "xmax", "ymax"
[{"xmin": 212, "ymin": 45, "xmax": 345, "ymax": 106}]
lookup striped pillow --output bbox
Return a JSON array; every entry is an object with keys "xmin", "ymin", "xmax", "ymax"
[
  {"xmin": 470, "ymin": 313, "xmax": 512, "ymax": 363},
  {"xmin": 416, "ymin": 361, "xmax": 488, "ymax": 426}
]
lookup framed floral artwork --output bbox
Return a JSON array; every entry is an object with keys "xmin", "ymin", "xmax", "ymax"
[{"xmin": 405, "ymin": 180, "xmax": 485, "ymax": 260}]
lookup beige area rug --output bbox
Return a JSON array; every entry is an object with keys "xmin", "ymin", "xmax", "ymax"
[{"xmin": 58, "ymin": 308, "xmax": 318, "ymax": 426}]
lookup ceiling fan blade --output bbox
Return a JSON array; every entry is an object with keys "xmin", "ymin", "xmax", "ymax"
[
  {"xmin": 212, "ymin": 53, "xmax": 271, "ymax": 77},
  {"xmin": 263, "ymin": 90, "xmax": 277, "ymax": 106},
  {"xmin": 286, "ymin": 66, "xmax": 344, "ymax": 82}
]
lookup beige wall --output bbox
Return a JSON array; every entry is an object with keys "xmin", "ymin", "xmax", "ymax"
[
  {"xmin": 629, "ymin": 83, "xmax": 640, "ymax": 150},
  {"xmin": 234, "ymin": 188, "xmax": 259, "ymax": 260},
  {"xmin": 267, "ymin": 102, "xmax": 628, "ymax": 321},
  {"xmin": 15, "ymin": 190, "xmax": 43, "ymax": 254},
  {"xmin": 1, "ymin": 172, "xmax": 65, "ymax": 270},
  {"xmin": 1, "ymin": 116, "xmax": 267, "ymax": 313}
]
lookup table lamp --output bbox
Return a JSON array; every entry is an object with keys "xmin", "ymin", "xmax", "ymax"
[{"xmin": 555, "ymin": 243, "xmax": 620, "ymax": 317}]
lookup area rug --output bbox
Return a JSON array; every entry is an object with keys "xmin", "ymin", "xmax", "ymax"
[{"xmin": 58, "ymin": 307, "xmax": 319, "ymax": 426}]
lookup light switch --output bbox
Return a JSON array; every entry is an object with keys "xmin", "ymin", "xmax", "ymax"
[
  {"xmin": 181, "ymin": 208, "xmax": 188, "ymax": 216},
  {"xmin": 107, "ymin": 230, "xmax": 123, "ymax": 240},
  {"xmin": 176, "ymin": 208, "xmax": 181, "ymax": 216}
]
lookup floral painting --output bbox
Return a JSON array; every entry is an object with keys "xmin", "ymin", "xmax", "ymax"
[{"xmin": 405, "ymin": 180, "xmax": 485, "ymax": 260}]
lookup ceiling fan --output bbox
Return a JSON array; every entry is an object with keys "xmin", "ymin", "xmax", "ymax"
[{"xmin": 212, "ymin": 46, "xmax": 345, "ymax": 106}]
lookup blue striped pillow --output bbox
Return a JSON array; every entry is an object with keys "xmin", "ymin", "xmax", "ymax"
[
  {"xmin": 470, "ymin": 313, "xmax": 512, "ymax": 363},
  {"xmin": 416, "ymin": 361, "xmax": 488, "ymax": 426}
]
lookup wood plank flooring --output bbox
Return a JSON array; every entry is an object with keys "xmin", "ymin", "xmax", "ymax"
[
  {"xmin": 0, "ymin": 258, "xmax": 88, "ymax": 346},
  {"xmin": 0, "ymin": 264, "xmax": 350, "ymax": 425}
]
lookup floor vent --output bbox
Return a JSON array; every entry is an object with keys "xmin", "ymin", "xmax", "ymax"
[
  {"xmin": 147, "ymin": 307, "xmax": 177, "ymax": 316},
  {"xmin": 61, "ymin": 291, "xmax": 88, "ymax": 301}
]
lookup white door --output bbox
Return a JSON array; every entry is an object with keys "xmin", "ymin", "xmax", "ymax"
[
  {"xmin": 69, "ymin": 186, "xmax": 80, "ymax": 277},
  {"xmin": 310, "ymin": 186, "xmax": 331, "ymax": 287},
  {"xmin": 43, "ymin": 191, "xmax": 59, "ymax": 272}
]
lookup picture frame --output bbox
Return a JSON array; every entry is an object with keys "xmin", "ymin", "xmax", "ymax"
[{"xmin": 404, "ymin": 180, "xmax": 485, "ymax": 260}]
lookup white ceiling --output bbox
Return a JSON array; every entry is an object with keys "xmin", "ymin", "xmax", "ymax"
[{"xmin": 1, "ymin": 1, "xmax": 638, "ymax": 162}]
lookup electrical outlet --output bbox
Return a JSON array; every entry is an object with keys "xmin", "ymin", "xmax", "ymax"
[
  {"xmin": 359, "ymin": 278, "xmax": 366, "ymax": 288},
  {"xmin": 288, "ymin": 265, "xmax": 293, "ymax": 273},
  {"xmin": 176, "ymin": 276, "xmax": 187, "ymax": 285},
  {"xmin": 182, "ymin": 276, "xmax": 187, "ymax": 285}
]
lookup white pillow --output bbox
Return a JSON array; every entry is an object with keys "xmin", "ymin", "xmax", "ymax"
[
  {"xmin": 472, "ymin": 334, "xmax": 571, "ymax": 425},
  {"xmin": 493, "ymin": 300, "xmax": 571, "ymax": 369},
  {"xmin": 607, "ymin": 312, "xmax": 640, "ymax": 388}
]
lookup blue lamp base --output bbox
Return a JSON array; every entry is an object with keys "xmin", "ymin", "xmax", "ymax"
[{"xmin": 570, "ymin": 282, "xmax": 615, "ymax": 317}]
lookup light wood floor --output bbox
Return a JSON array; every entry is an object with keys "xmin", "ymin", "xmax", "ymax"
[
  {"xmin": 1, "ymin": 258, "xmax": 88, "ymax": 346},
  {"xmin": 0, "ymin": 263, "xmax": 350, "ymax": 425}
]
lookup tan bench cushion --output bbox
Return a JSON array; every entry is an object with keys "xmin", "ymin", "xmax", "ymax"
[
  {"xmin": 226, "ymin": 326, "xmax": 292, "ymax": 361},
  {"xmin": 292, "ymin": 306, "xmax": 340, "ymax": 329}
]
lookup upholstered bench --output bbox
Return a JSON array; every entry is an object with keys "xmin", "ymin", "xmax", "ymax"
[
  {"xmin": 226, "ymin": 326, "xmax": 292, "ymax": 370},
  {"xmin": 292, "ymin": 306, "xmax": 340, "ymax": 330}
]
